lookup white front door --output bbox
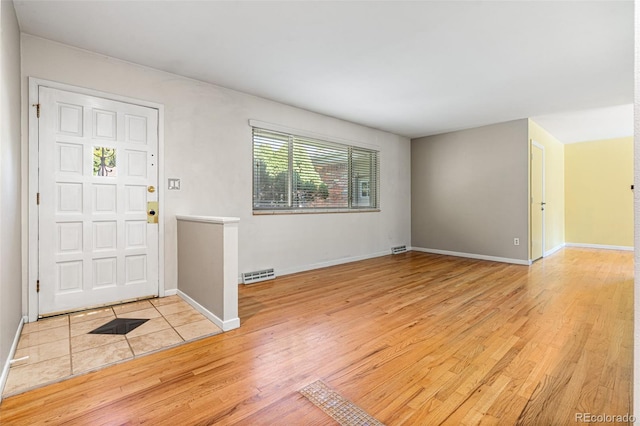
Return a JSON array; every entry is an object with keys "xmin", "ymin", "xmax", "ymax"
[{"xmin": 38, "ymin": 86, "xmax": 159, "ymax": 316}]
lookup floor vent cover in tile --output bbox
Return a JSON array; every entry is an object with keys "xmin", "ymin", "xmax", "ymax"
[
  {"xmin": 299, "ymin": 380, "xmax": 385, "ymax": 426},
  {"xmin": 90, "ymin": 318, "xmax": 149, "ymax": 335}
]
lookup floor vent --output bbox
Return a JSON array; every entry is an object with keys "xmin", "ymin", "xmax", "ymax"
[
  {"xmin": 391, "ymin": 245, "xmax": 408, "ymax": 255},
  {"xmin": 242, "ymin": 268, "xmax": 276, "ymax": 284},
  {"xmin": 300, "ymin": 380, "xmax": 385, "ymax": 425},
  {"xmin": 89, "ymin": 318, "xmax": 149, "ymax": 335}
]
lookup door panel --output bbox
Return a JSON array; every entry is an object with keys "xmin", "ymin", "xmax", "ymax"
[
  {"xmin": 38, "ymin": 87, "xmax": 159, "ymax": 316},
  {"xmin": 531, "ymin": 143, "xmax": 544, "ymax": 261}
]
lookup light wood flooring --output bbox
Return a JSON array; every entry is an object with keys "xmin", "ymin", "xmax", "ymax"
[{"xmin": 0, "ymin": 248, "xmax": 633, "ymax": 425}]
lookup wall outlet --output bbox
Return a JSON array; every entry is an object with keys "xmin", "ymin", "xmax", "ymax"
[{"xmin": 514, "ymin": 238, "xmax": 520, "ymax": 246}]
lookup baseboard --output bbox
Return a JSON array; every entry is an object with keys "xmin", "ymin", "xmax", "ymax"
[
  {"xmin": 163, "ymin": 288, "xmax": 178, "ymax": 297},
  {"xmin": 177, "ymin": 290, "xmax": 240, "ymax": 332},
  {"xmin": 565, "ymin": 243, "xmax": 634, "ymax": 251},
  {"xmin": 238, "ymin": 249, "xmax": 395, "ymax": 283},
  {"xmin": 0, "ymin": 316, "xmax": 26, "ymax": 402},
  {"xmin": 412, "ymin": 247, "xmax": 531, "ymax": 266},
  {"xmin": 544, "ymin": 243, "xmax": 565, "ymax": 257}
]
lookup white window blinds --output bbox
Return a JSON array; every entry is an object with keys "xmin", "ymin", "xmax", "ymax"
[{"xmin": 252, "ymin": 127, "xmax": 379, "ymax": 212}]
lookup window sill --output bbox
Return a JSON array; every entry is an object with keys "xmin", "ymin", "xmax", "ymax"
[{"xmin": 253, "ymin": 208, "xmax": 380, "ymax": 215}]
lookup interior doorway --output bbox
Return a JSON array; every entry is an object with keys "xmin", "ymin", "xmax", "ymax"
[{"xmin": 531, "ymin": 140, "xmax": 545, "ymax": 261}]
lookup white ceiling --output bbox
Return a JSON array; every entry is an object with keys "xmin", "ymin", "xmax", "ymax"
[
  {"xmin": 533, "ymin": 104, "xmax": 634, "ymax": 144},
  {"xmin": 13, "ymin": 0, "xmax": 634, "ymax": 140}
]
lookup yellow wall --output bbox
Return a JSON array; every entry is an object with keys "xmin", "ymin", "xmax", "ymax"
[
  {"xmin": 565, "ymin": 137, "xmax": 634, "ymax": 247},
  {"xmin": 529, "ymin": 120, "xmax": 565, "ymax": 254}
]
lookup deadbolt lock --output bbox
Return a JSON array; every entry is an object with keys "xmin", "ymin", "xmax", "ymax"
[
  {"xmin": 147, "ymin": 201, "xmax": 159, "ymax": 224},
  {"xmin": 148, "ymin": 186, "xmax": 156, "ymax": 193}
]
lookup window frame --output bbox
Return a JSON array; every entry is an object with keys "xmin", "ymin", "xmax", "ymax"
[{"xmin": 251, "ymin": 125, "xmax": 380, "ymax": 215}]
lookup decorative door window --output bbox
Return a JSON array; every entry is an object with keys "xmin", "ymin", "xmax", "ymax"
[{"xmin": 93, "ymin": 146, "xmax": 117, "ymax": 177}]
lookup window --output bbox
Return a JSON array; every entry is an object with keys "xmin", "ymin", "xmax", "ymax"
[
  {"xmin": 93, "ymin": 146, "xmax": 117, "ymax": 176},
  {"xmin": 252, "ymin": 127, "xmax": 379, "ymax": 212}
]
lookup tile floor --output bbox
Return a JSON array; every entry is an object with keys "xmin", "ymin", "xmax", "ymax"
[{"xmin": 3, "ymin": 296, "xmax": 222, "ymax": 397}]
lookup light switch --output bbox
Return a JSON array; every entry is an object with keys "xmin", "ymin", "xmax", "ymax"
[{"xmin": 168, "ymin": 178, "xmax": 181, "ymax": 190}]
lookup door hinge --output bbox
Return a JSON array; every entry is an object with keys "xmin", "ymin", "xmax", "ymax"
[
  {"xmin": 37, "ymin": 192, "xmax": 40, "ymax": 205},
  {"xmin": 37, "ymin": 280, "xmax": 40, "ymax": 293},
  {"xmin": 33, "ymin": 103, "xmax": 40, "ymax": 118}
]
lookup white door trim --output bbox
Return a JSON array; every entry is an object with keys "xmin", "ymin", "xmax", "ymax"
[
  {"xmin": 530, "ymin": 140, "xmax": 545, "ymax": 261},
  {"xmin": 27, "ymin": 77, "xmax": 166, "ymax": 322}
]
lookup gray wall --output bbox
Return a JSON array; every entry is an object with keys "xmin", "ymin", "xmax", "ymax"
[
  {"xmin": 1, "ymin": 0, "xmax": 23, "ymax": 391},
  {"xmin": 177, "ymin": 220, "xmax": 224, "ymax": 318},
  {"xmin": 411, "ymin": 119, "xmax": 529, "ymax": 261}
]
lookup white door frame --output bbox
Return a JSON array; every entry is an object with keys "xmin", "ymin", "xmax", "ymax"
[
  {"xmin": 530, "ymin": 140, "xmax": 545, "ymax": 261},
  {"xmin": 27, "ymin": 77, "xmax": 166, "ymax": 322}
]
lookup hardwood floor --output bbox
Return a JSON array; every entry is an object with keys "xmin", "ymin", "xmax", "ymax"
[{"xmin": 0, "ymin": 248, "xmax": 633, "ymax": 425}]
